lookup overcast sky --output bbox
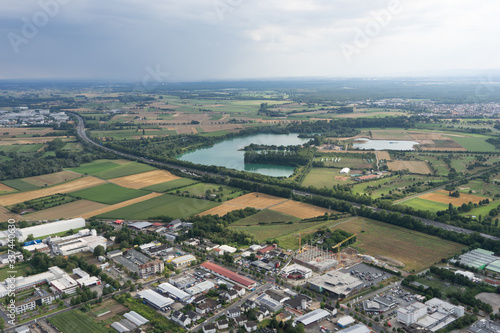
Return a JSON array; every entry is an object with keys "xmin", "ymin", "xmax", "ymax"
[{"xmin": 1, "ymin": 0, "xmax": 499, "ymax": 82}]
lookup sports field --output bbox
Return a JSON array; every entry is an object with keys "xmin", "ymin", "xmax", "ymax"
[
  {"xmin": 328, "ymin": 217, "xmax": 464, "ymax": 271},
  {"xmin": 97, "ymin": 193, "xmax": 219, "ymax": 220},
  {"xmin": 142, "ymin": 178, "xmax": 198, "ymax": 192},
  {"xmin": 0, "ymin": 176, "xmax": 106, "ymax": 206},
  {"xmin": 23, "ymin": 200, "xmax": 107, "ymax": 221},
  {"xmin": 109, "ymin": 170, "xmax": 179, "ymax": 189},
  {"xmin": 69, "ymin": 183, "xmax": 151, "ymax": 204},
  {"xmin": 49, "ymin": 310, "xmax": 107, "ymax": 333},
  {"xmin": 22, "ymin": 170, "xmax": 82, "ymax": 187}
]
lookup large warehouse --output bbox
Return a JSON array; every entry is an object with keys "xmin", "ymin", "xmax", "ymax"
[
  {"xmin": 201, "ymin": 262, "xmax": 256, "ymax": 289},
  {"xmin": 138, "ymin": 289, "xmax": 174, "ymax": 311},
  {"xmin": 295, "ymin": 309, "xmax": 330, "ymax": 326},
  {"xmin": 308, "ymin": 272, "xmax": 363, "ymax": 298},
  {"xmin": 16, "ymin": 218, "xmax": 86, "ymax": 242}
]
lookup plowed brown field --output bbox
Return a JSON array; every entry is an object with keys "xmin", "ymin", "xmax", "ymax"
[
  {"xmin": 109, "ymin": 170, "xmax": 179, "ymax": 189},
  {"xmin": 420, "ymin": 189, "xmax": 487, "ymax": 205}
]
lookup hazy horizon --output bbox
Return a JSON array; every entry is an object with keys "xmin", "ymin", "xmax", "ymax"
[{"xmin": 1, "ymin": 0, "xmax": 499, "ymax": 82}]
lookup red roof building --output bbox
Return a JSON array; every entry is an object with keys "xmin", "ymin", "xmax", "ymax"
[
  {"xmin": 257, "ymin": 244, "xmax": 276, "ymax": 254},
  {"xmin": 114, "ymin": 220, "xmax": 124, "ymax": 224},
  {"xmin": 201, "ymin": 262, "xmax": 256, "ymax": 289}
]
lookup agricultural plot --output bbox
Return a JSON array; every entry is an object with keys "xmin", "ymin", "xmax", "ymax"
[
  {"xmin": 49, "ymin": 310, "xmax": 108, "ymax": 333},
  {"xmin": 369, "ymin": 130, "xmax": 414, "ymax": 140},
  {"xmin": 170, "ymin": 183, "xmax": 244, "ymax": 201},
  {"xmin": 221, "ymin": 192, "xmax": 288, "ymax": 209},
  {"xmin": 398, "ymin": 198, "xmax": 449, "ymax": 213},
  {"xmin": 271, "ymin": 200, "xmax": 332, "ymax": 219},
  {"xmin": 0, "ymin": 206, "xmax": 20, "ymax": 222},
  {"xmin": 69, "ymin": 183, "xmax": 151, "ymax": 204},
  {"xmin": 81, "ymin": 193, "xmax": 162, "ymax": 219},
  {"xmin": 68, "ymin": 159, "xmax": 123, "ymax": 175},
  {"xmin": 302, "ymin": 168, "xmax": 356, "ymax": 188},
  {"xmin": 22, "ymin": 170, "xmax": 82, "ymax": 187},
  {"xmin": 328, "ymin": 217, "xmax": 464, "ymax": 271},
  {"xmin": 109, "ymin": 170, "xmax": 179, "ymax": 189},
  {"xmin": 0, "ymin": 176, "xmax": 106, "ymax": 206},
  {"xmin": 0, "ymin": 143, "xmax": 44, "ymax": 153},
  {"xmin": 458, "ymin": 179, "xmax": 500, "ymax": 198},
  {"xmin": 232, "ymin": 209, "xmax": 300, "ymax": 226},
  {"xmin": 92, "ymin": 162, "xmax": 157, "ymax": 179},
  {"xmin": 23, "ymin": 200, "xmax": 107, "ymax": 221},
  {"xmin": 0, "ymin": 183, "xmax": 15, "ymax": 193},
  {"xmin": 387, "ymin": 161, "xmax": 432, "ymax": 174},
  {"xmin": 448, "ymin": 134, "xmax": 497, "ymax": 152},
  {"xmin": 375, "ymin": 151, "xmax": 391, "ymax": 160},
  {"xmin": 97, "ymin": 193, "xmax": 219, "ymax": 220},
  {"xmin": 1, "ymin": 179, "xmax": 38, "ymax": 191},
  {"xmin": 90, "ymin": 128, "xmax": 175, "ymax": 140},
  {"xmin": 142, "ymin": 178, "xmax": 198, "ymax": 192},
  {"xmin": 91, "ymin": 299, "xmax": 128, "ymax": 321},
  {"xmin": 351, "ymin": 174, "xmax": 437, "ymax": 198},
  {"xmin": 420, "ymin": 189, "xmax": 489, "ymax": 205}
]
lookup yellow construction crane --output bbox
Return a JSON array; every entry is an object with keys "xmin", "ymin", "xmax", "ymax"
[
  {"xmin": 331, "ymin": 234, "xmax": 357, "ymax": 261},
  {"xmin": 294, "ymin": 229, "xmax": 327, "ymax": 254}
]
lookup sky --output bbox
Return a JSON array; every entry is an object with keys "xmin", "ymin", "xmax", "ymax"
[{"xmin": 0, "ymin": 0, "xmax": 499, "ymax": 82}]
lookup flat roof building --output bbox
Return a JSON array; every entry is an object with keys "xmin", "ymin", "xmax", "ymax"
[
  {"xmin": 295, "ymin": 309, "xmax": 330, "ymax": 326},
  {"xmin": 201, "ymin": 262, "xmax": 256, "ymax": 289},
  {"xmin": 308, "ymin": 272, "xmax": 364, "ymax": 298},
  {"xmin": 339, "ymin": 324, "xmax": 371, "ymax": 333},
  {"xmin": 158, "ymin": 282, "xmax": 190, "ymax": 301},
  {"xmin": 171, "ymin": 254, "xmax": 197, "ymax": 267},
  {"xmin": 138, "ymin": 289, "xmax": 174, "ymax": 311}
]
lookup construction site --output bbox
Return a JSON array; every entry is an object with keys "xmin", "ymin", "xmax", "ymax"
[{"xmin": 293, "ymin": 245, "xmax": 360, "ymax": 272}]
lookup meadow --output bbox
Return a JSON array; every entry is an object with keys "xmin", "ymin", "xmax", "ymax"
[
  {"xmin": 142, "ymin": 178, "xmax": 198, "ymax": 192},
  {"xmin": 302, "ymin": 168, "xmax": 356, "ymax": 188},
  {"xmin": 49, "ymin": 310, "xmax": 108, "ymax": 333},
  {"xmin": 231, "ymin": 209, "xmax": 300, "ymax": 226},
  {"xmin": 1, "ymin": 179, "xmax": 38, "ymax": 191}
]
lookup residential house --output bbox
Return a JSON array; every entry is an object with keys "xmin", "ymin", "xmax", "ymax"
[
  {"xmin": 245, "ymin": 321, "xmax": 258, "ymax": 332},
  {"xmin": 217, "ymin": 319, "xmax": 229, "ymax": 330},
  {"xmin": 227, "ymin": 308, "xmax": 241, "ymax": 319},
  {"xmin": 202, "ymin": 323, "xmax": 217, "ymax": 333},
  {"xmin": 234, "ymin": 315, "xmax": 248, "ymax": 326}
]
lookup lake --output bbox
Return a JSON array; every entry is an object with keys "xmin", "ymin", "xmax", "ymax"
[
  {"xmin": 353, "ymin": 138, "xmax": 419, "ymax": 151},
  {"xmin": 178, "ymin": 133, "xmax": 310, "ymax": 177}
]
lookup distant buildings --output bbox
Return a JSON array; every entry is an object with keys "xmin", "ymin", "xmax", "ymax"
[
  {"xmin": 397, "ymin": 298, "xmax": 464, "ymax": 332},
  {"xmin": 111, "ymin": 249, "xmax": 164, "ymax": 278},
  {"xmin": 200, "ymin": 262, "xmax": 257, "ymax": 289},
  {"xmin": 0, "ymin": 218, "xmax": 86, "ymax": 244}
]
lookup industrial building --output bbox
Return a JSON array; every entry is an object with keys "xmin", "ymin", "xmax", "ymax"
[
  {"xmin": 485, "ymin": 259, "xmax": 500, "ymax": 274},
  {"xmin": 0, "ymin": 266, "xmax": 79, "ymax": 297},
  {"xmin": 308, "ymin": 272, "xmax": 364, "ymax": 298},
  {"xmin": 468, "ymin": 319, "xmax": 500, "ymax": 333},
  {"xmin": 186, "ymin": 281, "xmax": 215, "ymax": 296},
  {"xmin": 256, "ymin": 293, "xmax": 283, "ymax": 312},
  {"xmin": 452, "ymin": 248, "xmax": 497, "ymax": 270},
  {"xmin": 281, "ymin": 264, "xmax": 312, "ymax": 279},
  {"xmin": 294, "ymin": 308, "xmax": 330, "ymax": 326},
  {"xmin": 0, "ymin": 218, "xmax": 86, "ymax": 243},
  {"xmin": 128, "ymin": 221, "xmax": 153, "ymax": 230},
  {"xmin": 201, "ymin": 262, "xmax": 256, "ymax": 289},
  {"xmin": 218, "ymin": 245, "xmax": 237, "ymax": 253},
  {"xmin": 398, "ymin": 299, "xmax": 464, "ymax": 332},
  {"xmin": 340, "ymin": 168, "xmax": 350, "ymax": 174},
  {"xmin": 50, "ymin": 229, "xmax": 107, "ymax": 256},
  {"xmin": 339, "ymin": 324, "xmax": 371, "ymax": 333},
  {"xmin": 337, "ymin": 316, "xmax": 356, "ymax": 328},
  {"xmin": 294, "ymin": 245, "xmax": 338, "ymax": 272},
  {"xmin": 171, "ymin": 254, "xmax": 197, "ymax": 267},
  {"xmin": 138, "ymin": 289, "xmax": 174, "ymax": 311},
  {"xmin": 72, "ymin": 268, "xmax": 101, "ymax": 287},
  {"xmin": 112, "ymin": 249, "xmax": 164, "ymax": 278},
  {"xmin": 158, "ymin": 282, "xmax": 190, "ymax": 301},
  {"xmin": 362, "ymin": 296, "xmax": 395, "ymax": 314}
]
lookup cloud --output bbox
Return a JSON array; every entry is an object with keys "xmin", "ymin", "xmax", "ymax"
[{"xmin": 0, "ymin": 0, "xmax": 498, "ymax": 81}]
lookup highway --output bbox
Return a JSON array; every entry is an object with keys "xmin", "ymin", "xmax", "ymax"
[{"xmin": 72, "ymin": 113, "xmax": 500, "ymax": 242}]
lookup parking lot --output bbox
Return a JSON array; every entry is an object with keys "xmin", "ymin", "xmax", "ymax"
[{"xmin": 341, "ymin": 263, "xmax": 394, "ymax": 288}]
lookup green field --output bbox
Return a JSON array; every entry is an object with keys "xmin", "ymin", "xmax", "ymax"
[
  {"xmin": 315, "ymin": 155, "xmax": 374, "ymax": 169},
  {"xmin": 97, "ymin": 193, "xmax": 219, "ymax": 219},
  {"xmin": 0, "ymin": 261, "xmax": 31, "ymax": 280},
  {"xmin": 0, "ymin": 143, "xmax": 44, "ymax": 153},
  {"xmin": 326, "ymin": 217, "xmax": 464, "ymax": 271},
  {"xmin": 448, "ymin": 135, "xmax": 497, "ymax": 152},
  {"xmin": 91, "ymin": 128, "xmax": 175, "ymax": 139},
  {"xmin": 170, "ymin": 183, "xmax": 244, "ymax": 201},
  {"xmin": 302, "ymin": 168, "xmax": 356, "ymax": 188},
  {"xmin": 398, "ymin": 197, "xmax": 449, "ymax": 213},
  {"xmin": 232, "ymin": 209, "xmax": 300, "ymax": 226},
  {"xmin": 68, "ymin": 159, "xmax": 122, "ymax": 175},
  {"xmin": 49, "ymin": 310, "xmax": 107, "ymax": 333},
  {"xmin": 351, "ymin": 174, "xmax": 440, "ymax": 198},
  {"xmin": 69, "ymin": 183, "xmax": 151, "ymax": 204},
  {"xmin": 142, "ymin": 178, "xmax": 198, "ymax": 192},
  {"xmin": 1, "ymin": 179, "xmax": 38, "ymax": 191},
  {"xmin": 92, "ymin": 162, "xmax": 156, "ymax": 179}
]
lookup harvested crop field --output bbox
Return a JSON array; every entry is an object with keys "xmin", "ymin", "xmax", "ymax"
[
  {"xmin": 270, "ymin": 200, "xmax": 332, "ymax": 219},
  {"xmin": 419, "ymin": 189, "xmax": 488, "ymax": 205},
  {"xmin": 198, "ymin": 204, "xmax": 244, "ymax": 217},
  {"xmin": 375, "ymin": 151, "xmax": 391, "ymax": 160},
  {"xmin": 224, "ymin": 192, "xmax": 288, "ymax": 209},
  {"xmin": 23, "ymin": 170, "xmax": 82, "ymax": 187},
  {"xmin": 0, "ymin": 183, "xmax": 15, "ymax": 193},
  {"xmin": 81, "ymin": 192, "xmax": 162, "ymax": 219},
  {"xmin": 0, "ymin": 206, "xmax": 21, "ymax": 222},
  {"xmin": 329, "ymin": 217, "xmax": 464, "ymax": 271},
  {"xmin": 109, "ymin": 170, "xmax": 179, "ymax": 189},
  {"xmin": 23, "ymin": 200, "xmax": 107, "ymax": 221},
  {"xmin": 387, "ymin": 161, "xmax": 432, "ymax": 174},
  {"xmin": 0, "ymin": 176, "xmax": 106, "ymax": 206}
]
